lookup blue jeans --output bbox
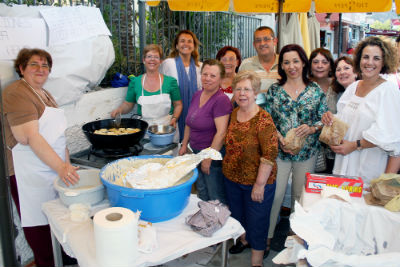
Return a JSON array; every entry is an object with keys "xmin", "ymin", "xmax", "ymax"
[
  {"xmin": 224, "ymin": 177, "xmax": 276, "ymax": 250},
  {"xmin": 193, "ymin": 148, "xmax": 227, "ymax": 204}
]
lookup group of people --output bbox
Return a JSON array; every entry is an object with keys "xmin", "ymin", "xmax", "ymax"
[
  {"xmin": 110, "ymin": 27, "xmax": 400, "ymax": 267},
  {"xmin": 3, "ymin": 25, "xmax": 400, "ymax": 267}
]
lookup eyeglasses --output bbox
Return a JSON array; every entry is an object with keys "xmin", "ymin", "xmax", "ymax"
[
  {"xmin": 145, "ymin": 55, "xmax": 160, "ymax": 60},
  {"xmin": 234, "ymin": 87, "xmax": 253, "ymax": 93},
  {"xmin": 27, "ymin": 62, "xmax": 50, "ymax": 71},
  {"xmin": 254, "ymin": 37, "xmax": 274, "ymax": 43},
  {"xmin": 221, "ymin": 57, "xmax": 237, "ymax": 63}
]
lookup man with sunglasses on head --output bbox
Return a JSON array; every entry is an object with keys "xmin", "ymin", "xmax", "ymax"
[{"xmin": 239, "ymin": 26, "xmax": 280, "ymax": 105}]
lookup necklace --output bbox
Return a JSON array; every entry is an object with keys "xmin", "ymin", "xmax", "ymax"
[{"xmin": 21, "ymin": 78, "xmax": 57, "ymax": 107}]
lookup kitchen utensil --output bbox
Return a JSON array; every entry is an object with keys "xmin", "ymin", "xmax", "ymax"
[
  {"xmin": 82, "ymin": 118, "xmax": 148, "ymax": 149},
  {"xmin": 148, "ymin": 125, "xmax": 175, "ymax": 135},
  {"xmin": 54, "ymin": 169, "xmax": 105, "ymax": 206},
  {"xmin": 115, "ymin": 112, "xmax": 121, "ymax": 128}
]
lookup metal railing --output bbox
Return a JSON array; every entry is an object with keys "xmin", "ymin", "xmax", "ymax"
[{"xmin": 1, "ymin": 0, "xmax": 261, "ymax": 85}]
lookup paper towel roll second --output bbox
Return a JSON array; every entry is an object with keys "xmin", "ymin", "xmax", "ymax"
[{"xmin": 94, "ymin": 207, "xmax": 139, "ymax": 267}]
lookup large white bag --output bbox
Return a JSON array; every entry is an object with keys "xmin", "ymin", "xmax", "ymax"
[
  {"xmin": 276, "ymin": 199, "xmax": 400, "ymax": 267},
  {"xmin": 0, "ymin": 4, "xmax": 114, "ymax": 106}
]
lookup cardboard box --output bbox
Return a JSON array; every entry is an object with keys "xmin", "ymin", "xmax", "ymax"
[{"xmin": 305, "ymin": 173, "xmax": 364, "ymax": 197}]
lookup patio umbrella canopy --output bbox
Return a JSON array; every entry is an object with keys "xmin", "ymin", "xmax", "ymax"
[{"xmin": 145, "ymin": 0, "xmax": 398, "ymax": 13}]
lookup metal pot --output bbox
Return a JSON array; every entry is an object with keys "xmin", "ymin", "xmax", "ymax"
[{"xmin": 82, "ymin": 118, "xmax": 148, "ymax": 149}]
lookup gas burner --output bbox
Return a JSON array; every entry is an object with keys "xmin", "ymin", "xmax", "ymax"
[{"xmin": 89, "ymin": 144, "xmax": 143, "ymax": 159}]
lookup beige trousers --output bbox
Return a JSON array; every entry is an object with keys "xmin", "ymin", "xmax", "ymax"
[{"xmin": 268, "ymin": 155, "xmax": 317, "ymax": 238}]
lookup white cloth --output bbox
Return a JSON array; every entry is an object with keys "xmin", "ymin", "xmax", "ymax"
[
  {"xmin": 290, "ymin": 199, "xmax": 400, "ymax": 267},
  {"xmin": 137, "ymin": 74, "xmax": 171, "ymax": 126},
  {"xmin": 307, "ymin": 3, "xmax": 320, "ymax": 52},
  {"xmin": 381, "ymin": 73, "xmax": 400, "ymax": 90},
  {"xmin": 42, "ymin": 195, "xmax": 245, "ymax": 267},
  {"xmin": 333, "ymin": 80, "xmax": 400, "ymax": 185},
  {"xmin": 159, "ymin": 58, "xmax": 202, "ymax": 90},
  {"xmin": 278, "ymin": 13, "xmax": 303, "ymax": 52},
  {"xmin": 12, "ymin": 105, "xmax": 67, "ymax": 227}
]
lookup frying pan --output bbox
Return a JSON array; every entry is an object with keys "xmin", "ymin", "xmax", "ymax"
[{"xmin": 82, "ymin": 118, "xmax": 148, "ymax": 149}]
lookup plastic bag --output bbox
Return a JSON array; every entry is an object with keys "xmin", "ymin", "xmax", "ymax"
[
  {"xmin": 365, "ymin": 173, "xmax": 400, "ymax": 211},
  {"xmin": 111, "ymin": 72, "xmax": 129, "ymax": 88}
]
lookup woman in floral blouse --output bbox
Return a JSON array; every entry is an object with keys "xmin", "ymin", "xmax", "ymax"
[
  {"xmin": 264, "ymin": 44, "xmax": 327, "ymax": 252},
  {"xmin": 223, "ymin": 71, "xmax": 278, "ymax": 267}
]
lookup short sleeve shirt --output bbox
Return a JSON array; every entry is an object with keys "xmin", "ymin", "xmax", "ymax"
[
  {"xmin": 2, "ymin": 80, "xmax": 57, "ymax": 175},
  {"xmin": 239, "ymin": 55, "xmax": 280, "ymax": 93},
  {"xmin": 125, "ymin": 74, "xmax": 181, "ymax": 115},
  {"xmin": 186, "ymin": 90, "xmax": 232, "ymax": 150},
  {"xmin": 264, "ymin": 81, "xmax": 328, "ymax": 161}
]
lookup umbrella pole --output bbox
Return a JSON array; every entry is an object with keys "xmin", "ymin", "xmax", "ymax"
[
  {"xmin": 277, "ymin": 0, "xmax": 284, "ymax": 53},
  {"xmin": 338, "ymin": 13, "xmax": 343, "ymax": 56}
]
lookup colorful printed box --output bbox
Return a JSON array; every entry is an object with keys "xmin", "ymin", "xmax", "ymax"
[{"xmin": 305, "ymin": 173, "xmax": 364, "ymax": 197}]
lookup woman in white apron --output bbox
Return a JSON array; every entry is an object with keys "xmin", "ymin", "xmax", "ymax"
[
  {"xmin": 111, "ymin": 44, "xmax": 182, "ymax": 140},
  {"xmin": 3, "ymin": 48, "xmax": 79, "ymax": 266},
  {"xmin": 322, "ymin": 37, "xmax": 400, "ymax": 186}
]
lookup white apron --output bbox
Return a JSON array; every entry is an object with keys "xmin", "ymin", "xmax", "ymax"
[
  {"xmin": 12, "ymin": 104, "xmax": 67, "ymax": 227},
  {"xmin": 137, "ymin": 74, "xmax": 172, "ymax": 126}
]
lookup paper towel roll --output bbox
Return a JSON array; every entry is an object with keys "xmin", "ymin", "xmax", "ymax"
[{"xmin": 94, "ymin": 207, "xmax": 139, "ymax": 267}]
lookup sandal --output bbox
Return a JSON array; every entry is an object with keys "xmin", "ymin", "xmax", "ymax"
[
  {"xmin": 263, "ymin": 239, "xmax": 271, "ymax": 259},
  {"xmin": 229, "ymin": 239, "xmax": 251, "ymax": 254}
]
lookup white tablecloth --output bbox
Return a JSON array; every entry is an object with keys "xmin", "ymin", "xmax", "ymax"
[{"xmin": 42, "ymin": 195, "xmax": 245, "ymax": 267}]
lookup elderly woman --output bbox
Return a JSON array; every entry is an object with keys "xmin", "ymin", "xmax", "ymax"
[
  {"xmin": 223, "ymin": 71, "xmax": 278, "ymax": 267},
  {"xmin": 179, "ymin": 59, "xmax": 232, "ymax": 203},
  {"xmin": 216, "ymin": 46, "xmax": 242, "ymax": 99},
  {"xmin": 332, "ymin": 56, "xmax": 358, "ymax": 99},
  {"xmin": 111, "ymin": 44, "xmax": 182, "ymax": 130},
  {"xmin": 2, "ymin": 48, "xmax": 79, "ymax": 267},
  {"xmin": 160, "ymin": 30, "xmax": 202, "ymax": 140},
  {"xmin": 265, "ymin": 44, "xmax": 328, "ymax": 254},
  {"xmin": 322, "ymin": 36, "xmax": 400, "ymax": 185}
]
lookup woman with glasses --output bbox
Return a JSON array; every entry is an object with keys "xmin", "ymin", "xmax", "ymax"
[
  {"xmin": 223, "ymin": 71, "xmax": 278, "ymax": 267},
  {"xmin": 179, "ymin": 59, "xmax": 232, "ymax": 204},
  {"xmin": 216, "ymin": 46, "xmax": 242, "ymax": 99},
  {"xmin": 2, "ymin": 48, "xmax": 79, "ymax": 266},
  {"xmin": 264, "ymin": 44, "xmax": 327, "ymax": 254},
  {"xmin": 160, "ymin": 30, "xmax": 202, "ymax": 141},
  {"xmin": 111, "ymin": 44, "xmax": 183, "ymax": 130}
]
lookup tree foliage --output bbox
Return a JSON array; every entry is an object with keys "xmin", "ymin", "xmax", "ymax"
[{"xmin": 370, "ymin": 19, "xmax": 392, "ymax": 30}]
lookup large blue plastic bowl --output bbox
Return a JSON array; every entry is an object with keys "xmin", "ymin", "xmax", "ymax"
[{"xmin": 99, "ymin": 155, "xmax": 198, "ymax": 222}]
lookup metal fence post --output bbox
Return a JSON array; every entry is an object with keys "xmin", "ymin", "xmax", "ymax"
[
  {"xmin": 139, "ymin": 0, "xmax": 146, "ymax": 73},
  {"xmin": 0, "ymin": 85, "xmax": 18, "ymax": 267}
]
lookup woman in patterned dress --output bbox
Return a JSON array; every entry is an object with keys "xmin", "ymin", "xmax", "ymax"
[
  {"xmin": 223, "ymin": 70, "xmax": 278, "ymax": 267},
  {"xmin": 264, "ymin": 44, "xmax": 328, "ymax": 252}
]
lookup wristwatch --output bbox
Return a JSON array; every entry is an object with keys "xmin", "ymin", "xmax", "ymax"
[
  {"xmin": 313, "ymin": 125, "xmax": 319, "ymax": 133},
  {"xmin": 356, "ymin": 140, "xmax": 362, "ymax": 151}
]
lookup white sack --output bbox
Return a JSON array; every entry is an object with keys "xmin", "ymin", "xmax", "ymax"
[
  {"xmin": 0, "ymin": 3, "xmax": 114, "ymax": 105},
  {"xmin": 288, "ymin": 199, "xmax": 400, "ymax": 267}
]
